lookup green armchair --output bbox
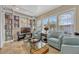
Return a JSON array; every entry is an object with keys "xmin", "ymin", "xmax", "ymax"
[
  {"xmin": 32, "ymin": 30, "xmax": 41, "ymax": 39},
  {"xmin": 61, "ymin": 36, "xmax": 79, "ymax": 54},
  {"xmin": 47, "ymin": 32, "xmax": 63, "ymax": 50}
]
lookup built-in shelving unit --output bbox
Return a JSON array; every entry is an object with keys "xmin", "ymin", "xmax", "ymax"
[{"xmin": 5, "ymin": 13, "xmax": 13, "ymax": 41}]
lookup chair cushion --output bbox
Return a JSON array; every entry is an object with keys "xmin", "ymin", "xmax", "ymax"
[
  {"xmin": 48, "ymin": 38, "xmax": 59, "ymax": 44},
  {"xmin": 63, "ymin": 36, "xmax": 79, "ymax": 45}
]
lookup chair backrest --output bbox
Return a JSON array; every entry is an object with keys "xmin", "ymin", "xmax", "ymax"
[
  {"xmin": 48, "ymin": 31, "xmax": 61, "ymax": 38},
  {"xmin": 63, "ymin": 36, "xmax": 79, "ymax": 45}
]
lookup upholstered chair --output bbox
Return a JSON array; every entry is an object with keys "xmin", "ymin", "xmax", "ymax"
[
  {"xmin": 47, "ymin": 32, "xmax": 63, "ymax": 50},
  {"xmin": 61, "ymin": 36, "xmax": 79, "ymax": 54}
]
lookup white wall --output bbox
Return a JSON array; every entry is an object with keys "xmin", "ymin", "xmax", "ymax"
[
  {"xmin": 0, "ymin": 6, "xmax": 1, "ymax": 48},
  {"xmin": 0, "ymin": 6, "xmax": 2, "ymax": 48},
  {"xmin": 0, "ymin": 6, "xmax": 5, "ymax": 48}
]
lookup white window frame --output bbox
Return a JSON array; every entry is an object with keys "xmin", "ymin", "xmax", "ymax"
[{"xmin": 58, "ymin": 8, "xmax": 76, "ymax": 35}]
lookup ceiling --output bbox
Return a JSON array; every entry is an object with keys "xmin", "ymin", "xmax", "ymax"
[{"xmin": 4, "ymin": 5, "xmax": 61, "ymax": 16}]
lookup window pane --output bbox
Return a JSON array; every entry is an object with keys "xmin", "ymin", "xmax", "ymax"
[
  {"xmin": 59, "ymin": 11, "xmax": 74, "ymax": 34},
  {"xmin": 37, "ymin": 20, "xmax": 42, "ymax": 31},
  {"xmin": 59, "ymin": 11, "xmax": 74, "ymax": 25},
  {"xmin": 42, "ymin": 18, "xmax": 48, "ymax": 25},
  {"xmin": 49, "ymin": 16, "xmax": 57, "ymax": 24},
  {"xmin": 49, "ymin": 16, "xmax": 57, "ymax": 31},
  {"xmin": 37, "ymin": 20, "xmax": 41, "ymax": 27}
]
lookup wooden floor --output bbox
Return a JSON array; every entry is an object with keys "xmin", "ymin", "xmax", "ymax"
[{"xmin": 0, "ymin": 41, "xmax": 59, "ymax": 54}]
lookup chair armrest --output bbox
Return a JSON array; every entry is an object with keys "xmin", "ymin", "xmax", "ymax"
[
  {"xmin": 58, "ymin": 35, "xmax": 63, "ymax": 39},
  {"xmin": 58, "ymin": 35, "xmax": 63, "ymax": 44},
  {"xmin": 61, "ymin": 44, "xmax": 79, "ymax": 54}
]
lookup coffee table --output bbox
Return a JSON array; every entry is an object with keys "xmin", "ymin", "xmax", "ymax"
[
  {"xmin": 30, "ymin": 38, "xmax": 49, "ymax": 54},
  {"xmin": 31, "ymin": 45, "xmax": 49, "ymax": 54}
]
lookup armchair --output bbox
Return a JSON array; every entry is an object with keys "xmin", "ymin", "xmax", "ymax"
[
  {"xmin": 47, "ymin": 32, "xmax": 63, "ymax": 50},
  {"xmin": 61, "ymin": 36, "xmax": 79, "ymax": 54},
  {"xmin": 32, "ymin": 30, "xmax": 41, "ymax": 39},
  {"xmin": 17, "ymin": 32, "xmax": 26, "ymax": 41}
]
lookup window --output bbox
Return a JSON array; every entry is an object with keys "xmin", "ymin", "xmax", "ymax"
[
  {"xmin": 59, "ymin": 11, "xmax": 75, "ymax": 34},
  {"xmin": 42, "ymin": 18, "xmax": 48, "ymax": 26},
  {"xmin": 37, "ymin": 20, "xmax": 41, "ymax": 27},
  {"xmin": 37, "ymin": 20, "xmax": 42, "ymax": 31},
  {"xmin": 42, "ymin": 18, "xmax": 48, "ymax": 33},
  {"xmin": 49, "ymin": 16, "xmax": 57, "ymax": 31}
]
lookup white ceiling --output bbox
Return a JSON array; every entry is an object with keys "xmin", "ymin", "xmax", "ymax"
[{"xmin": 4, "ymin": 5, "xmax": 61, "ymax": 16}]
